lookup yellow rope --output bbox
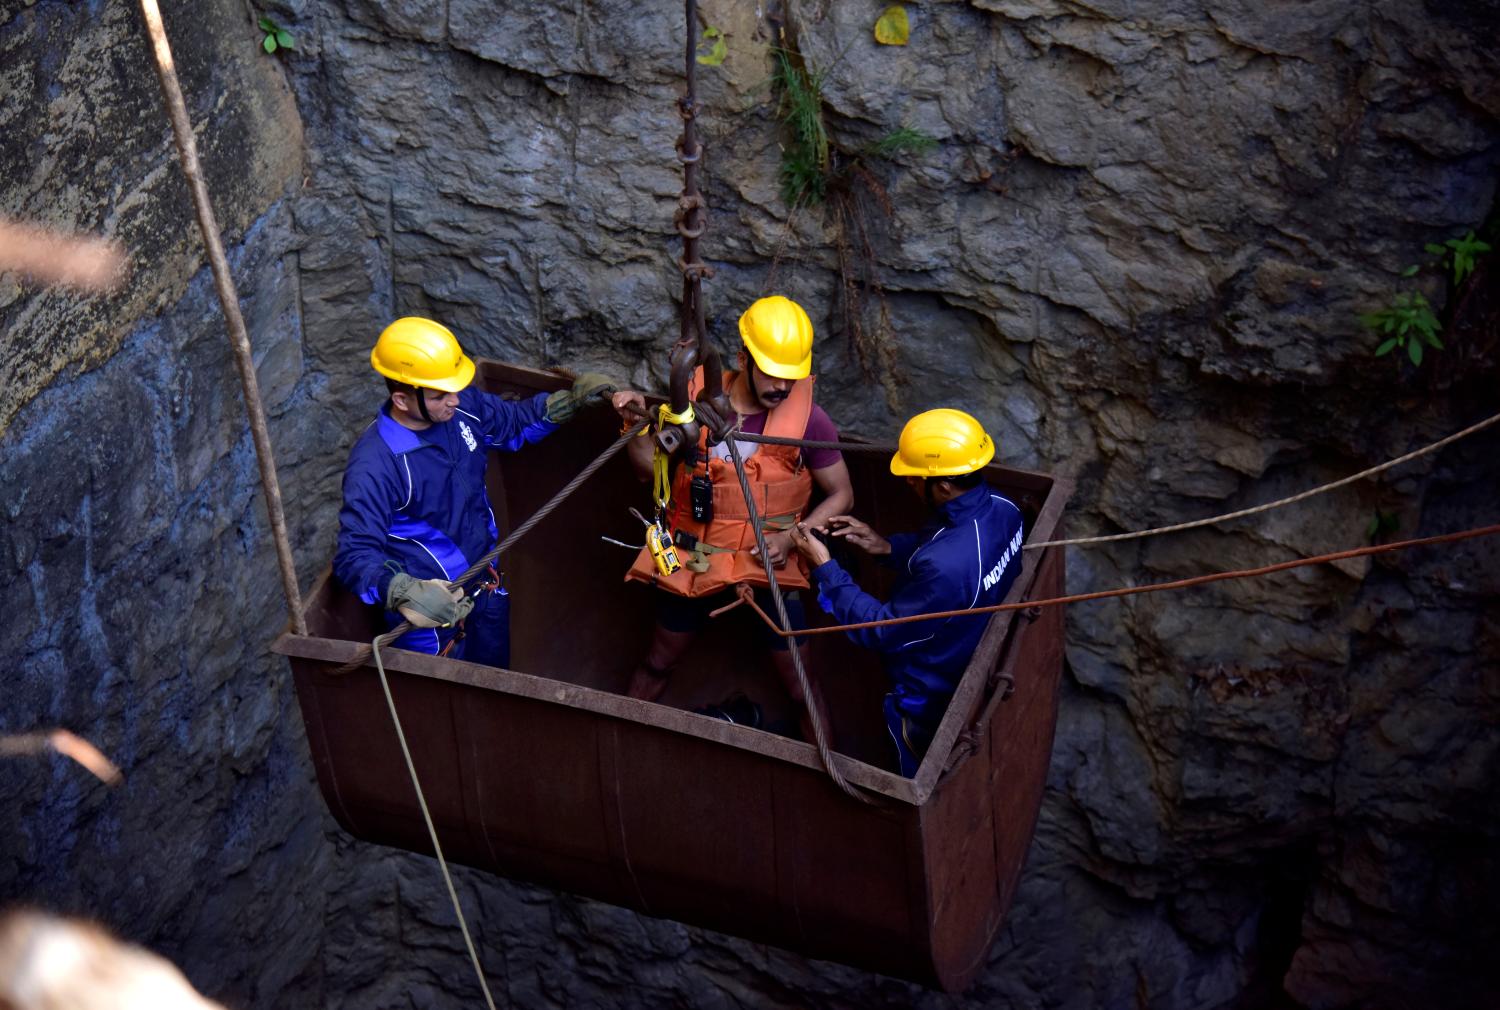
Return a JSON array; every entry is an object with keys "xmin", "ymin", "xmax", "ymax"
[{"xmin": 371, "ymin": 638, "xmax": 498, "ymax": 1010}]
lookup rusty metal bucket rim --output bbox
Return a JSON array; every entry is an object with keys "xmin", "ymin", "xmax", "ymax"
[
  {"xmin": 272, "ymin": 460, "xmax": 1066, "ymax": 811},
  {"xmin": 272, "ymin": 613, "xmax": 923, "ymax": 804}
]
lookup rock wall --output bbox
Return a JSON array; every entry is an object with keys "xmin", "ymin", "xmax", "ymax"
[{"xmin": 1, "ymin": 0, "xmax": 1496, "ymax": 1007}]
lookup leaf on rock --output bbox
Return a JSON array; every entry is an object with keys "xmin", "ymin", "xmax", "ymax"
[
  {"xmin": 696, "ymin": 26, "xmax": 727, "ymax": 66},
  {"xmin": 874, "ymin": 6, "xmax": 910, "ymax": 46}
]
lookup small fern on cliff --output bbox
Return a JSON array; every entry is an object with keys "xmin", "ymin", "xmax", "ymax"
[
  {"xmin": 770, "ymin": 49, "xmax": 934, "ymax": 210},
  {"xmin": 258, "ymin": 16, "xmax": 295, "ymax": 55},
  {"xmin": 1364, "ymin": 292, "xmax": 1443, "ymax": 366},
  {"xmin": 772, "ymin": 48, "xmax": 831, "ymax": 207},
  {"xmin": 768, "ymin": 45, "xmax": 935, "ymax": 395},
  {"xmin": 1362, "ymin": 228, "xmax": 1492, "ymax": 369}
]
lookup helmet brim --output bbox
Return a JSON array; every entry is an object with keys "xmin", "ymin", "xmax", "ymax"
[
  {"xmin": 420, "ymin": 353, "xmax": 476, "ymax": 393},
  {"xmin": 746, "ymin": 345, "xmax": 811, "ymax": 381},
  {"xmin": 889, "ymin": 438, "xmax": 995, "ymax": 477},
  {"xmin": 371, "ymin": 350, "xmax": 476, "ymax": 393}
]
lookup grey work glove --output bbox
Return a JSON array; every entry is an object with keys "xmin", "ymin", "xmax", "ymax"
[
  {"xmin": 385, "ymin": 573, "xmax": 475, "ymax": 629},
  {"xmin": 544, "ymin": 372, "xmax": 620, "ymax": 424}
]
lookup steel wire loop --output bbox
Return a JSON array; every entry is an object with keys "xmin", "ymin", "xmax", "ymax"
[{"xmin": 723, "ymin": 436, "xmax": 881, "ymax": 805}]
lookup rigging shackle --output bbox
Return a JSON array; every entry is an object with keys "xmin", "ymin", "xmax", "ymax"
[{"xmin": 660, "ymin": 344, "xmax": 703, "ymax": 455}]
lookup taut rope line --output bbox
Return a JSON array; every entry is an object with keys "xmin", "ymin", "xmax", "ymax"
[
  {"xmin": 721, "ymin": 523, "xmax": 1500, "ymax": 638},
  {"xmin": 1025, "ymin": 410, "xmax": 1500, "ymax": 550},
  {"xmin": 137, "ymin": 0, "xmax": 306, "ymax": 635},
  {"xmin": 681, "ymin": 410, "xmax": 1500, "ymax": 551}
]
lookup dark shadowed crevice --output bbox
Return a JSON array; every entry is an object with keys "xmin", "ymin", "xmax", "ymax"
[{"xmin": 1236, "ymin": 844, "xmax": 1318, "ymax": 1010}]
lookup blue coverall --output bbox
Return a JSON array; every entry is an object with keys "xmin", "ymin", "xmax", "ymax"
[
  {"xmin": 333, "ymin": 389, "xmax": 557, "ymax": 665},
  {"xmin": 809, "ymin": 484, "xmax": 1026, "ymax": 776}
]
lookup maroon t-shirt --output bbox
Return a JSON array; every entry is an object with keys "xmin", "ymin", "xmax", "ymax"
[{"xmin": 730, "ymin": 403, "xmax": 842, "ymax": 470}]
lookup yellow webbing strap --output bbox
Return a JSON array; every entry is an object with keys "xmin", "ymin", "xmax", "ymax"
[
  {"xmin": 658, "ymin": 401, "xmax": 696, "ymax": 426},
  {"xmin": 652, "ymin": 448, "xmax": 672, "ymax": 509},
  {"xmin": 651, "ymin": 402, "xmax": 697, "ymax": 509}
]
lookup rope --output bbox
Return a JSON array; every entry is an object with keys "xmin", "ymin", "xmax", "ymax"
[
  {"xmin": 725, "ymin": 523, "xmax": 1500, "ymax": 638},
  {"xmin": 722, "ymin": 437, "xmax": 876, "ymax": 804},
  {"xmin": 1028, "ymin": 410, "xmax": 1500, "ymax": 549},
  {"xmin": 137, "ymin": 0, "xmax": 306, "ymax": 635},
  {"xmin": 715, "ymin": 411, "xmax": 1500, "ymax": 551},
  {"xmin": 335, "ymin": 422, "xmax": 648, "ymax": 674},
  {"xmin": 371, "ymin": 638, "xmax": 498, "ymax": 1010}
]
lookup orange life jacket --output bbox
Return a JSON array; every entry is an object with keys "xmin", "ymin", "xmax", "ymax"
[{"xmin": 626, "ymin": 369, "xmax": 816, "ymax": 597}]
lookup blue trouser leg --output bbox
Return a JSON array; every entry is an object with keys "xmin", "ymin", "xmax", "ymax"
[
  {"xmin": 454, "ymin": 587, "xmax": 510, "ymax": 668},
  {"xmin": 883, "ymin": 692, "xmax": 937, "ymax": 778}
]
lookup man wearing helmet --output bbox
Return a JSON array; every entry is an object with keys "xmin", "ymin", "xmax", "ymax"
[
  {"xmin": 787, "ymin": 409, "xmax": 1025, "ymax": 776},
  {"xmin": 623, "ymin": 295, "xmax": 854, "ymax": 744},
  {"xmin": 334, "ymin": 316, "xmax": 640, "ymax": 666}
]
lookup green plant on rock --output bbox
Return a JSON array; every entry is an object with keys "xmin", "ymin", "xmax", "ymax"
[
  {"xmin": 771, "ymin": 48, "xmax": 832, "ymax": 207},
  {"xmin": 1363, "ymin": 291, "xmax": 1443, "ymax": 366},
  {"xmin": 1425, "ymin": 230, "xmax": 1491, "ymax": 287},
  {"xmin": 768, "ymin": 45, "xmax": 935, "ymax": 390},
  {"xmin": 859, "ymin": 126, "xmax": 937, "ymax": 162},
  {"xmin": 259, "ymin": 16, "xmax": 295, "ymax": 55},
  {"xmin": 1361, "ymin": 227, "xmax": 1493, "ymax": 368},
  {"xmin": 770, "ymin": 48, "xmax": 934, "ymax": 210}
]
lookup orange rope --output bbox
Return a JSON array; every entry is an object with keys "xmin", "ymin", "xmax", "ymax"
[{"xmin": 721, "ymin": 524, "xmax": 1500, "ymax": 638}]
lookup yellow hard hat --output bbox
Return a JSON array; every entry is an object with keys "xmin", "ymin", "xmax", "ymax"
[
  {"xmin": 890, "ymin": 408, "xmax": 996, "ymax": 478},
  {"xmin": 739, "ymin": 295, "xmax": 813, "ymax": 380},
  {"xmin": 370, "ymin": 317, "xmax": 475, "ymax": 392}
]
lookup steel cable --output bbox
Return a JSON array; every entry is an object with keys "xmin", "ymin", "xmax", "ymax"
[{"xmin": 723, "ymin": 437, "xmax": 879, "ymax": 804}]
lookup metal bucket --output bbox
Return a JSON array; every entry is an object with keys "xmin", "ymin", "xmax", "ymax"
[{"xmin": 274, "ymin": 361, "xmax": 1071, "ymax": 990}]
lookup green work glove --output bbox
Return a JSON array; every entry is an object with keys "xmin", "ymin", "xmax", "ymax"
[
  {"xmin": 544, "ymin": 372, "xmax": 620, "ymax": 424},
  {"xmin": 385, "ymin": 573, "xmax": 475, "ymax": 629}
]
